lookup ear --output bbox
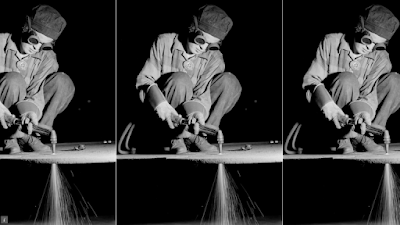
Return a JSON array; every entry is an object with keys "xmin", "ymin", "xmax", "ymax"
[{"xmin": 22, "ymin": 16, "xmax": 31, "ymax": 33}]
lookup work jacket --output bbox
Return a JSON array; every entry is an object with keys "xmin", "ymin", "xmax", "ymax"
[
  {"xmin": 0, "ymin": 33, "xmax": 59, "ymax": 119},
  {"xmin": 136, "ymin": 33, "xmax": 225, "ymax": 119},
  {"xmin": 303, "ymin": 33, "xmax": 392, "ymax": 118}
]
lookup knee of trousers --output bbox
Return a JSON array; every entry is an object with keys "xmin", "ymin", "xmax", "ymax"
[
  {"xmin": 2, "ymin": 72, "xmax": 26, "ymax": 90},
  {"xmin": 383, "ymin": 72, "xmax": 400, "ymax": 89},
  {"xmin": 167, "ymin": 72, "xmax": 193, "ymax": 90},
  {"xmin": 332, "ymin": 72, "xmax": 359, "ymax": 90},
  {"xmin": 218, "ymin": 72, "xmax": 242, "ymax": 95},
  {"xmin": 50, "ymin": 72, "xmax": 76, "ymax": 95}
]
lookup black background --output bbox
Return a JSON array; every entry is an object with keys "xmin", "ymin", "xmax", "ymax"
[
  {"xmin": 0, "ymin": 0, "xmax": 115, "ymax": 143},
  {"xmin": 117, "ymin": 160, "xmax": 282, "ymax": 224},
  {"xmin": 284, "ymin": 160, "xmax": 394, "ymax": 224},
  {"xmin": 117, "ymin": 1, "xmax": 282, "ymax": 144},
  {"xmin": 0, "ymin": 161, "xmax": 115, "ymax": 223},
  {"xmin": 283, "ymin": 0, "xmax": 400, "ymax": 143}
]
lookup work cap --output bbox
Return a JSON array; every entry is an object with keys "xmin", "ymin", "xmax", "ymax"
[
  {"xmin": 28, "ymin": 5, "xmax": 66, "ymax": 40},
  {"xmin": 195, "ymin": 5, "xmax": 233, "ymax": 40},
  {"xmin": 361, "ymin": 4, "xmax": 399, "ymax": 40}
]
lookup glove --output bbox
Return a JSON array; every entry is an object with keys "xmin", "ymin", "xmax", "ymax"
[
  {"xmin": 187, "ymin": 111, "xmax": 205, "ymax": 135},
  {"xmin": 321, "ymin": 101, "xmax": 347, "ymax": 129},
  {"xmin": 155, "ymin": 101, "xmax": 180, "ymax": 129},
  {"xmin": 21, "ymin": 111, "xmax": 38, "ymax": 135},
  {"xmin": 0, "ymin": 102, "xmax": 13, "ymax": 129},
  {"xmin": 353, "ymin": 111, "xmax": 371, "ymax": 135}
]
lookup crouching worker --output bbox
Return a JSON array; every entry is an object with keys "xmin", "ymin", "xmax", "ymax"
[
  {"xmin": 300, "ymin": 5, "xmax": 400, "ymax": 154},
  {"xmin": 135, "ymin": 5, "xmax": 242, "ymax": 154},
  {"xmin": 0, "ymin": 5, "xmax": 75, "ymax": 154}
]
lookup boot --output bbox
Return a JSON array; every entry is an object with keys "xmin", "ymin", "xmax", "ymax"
[
  {"xmin": 185, "ymin": 134, "xmax": 218, "ymax": 153},
  {"xmin": 170, "ymin": 138, "xmax": 187, "ymax": 154},
  {"xmin": 18, "ymin": 134, "xmax": 51, "ymax": 153},
  {"xmin": 336, "ymin": 138, "xmax": 354, "ymax": 154},
  {"xmin": 351, "ymin": 134, "xmax": 385, "ymax": 153},
  {"xmin": 1, "ymin": 139, "xmax": 21, "ymax": 154}
]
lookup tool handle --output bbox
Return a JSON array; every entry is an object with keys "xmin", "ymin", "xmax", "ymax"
[
  {"xmin": 338, "ymin": 115, "xmax": 385, "ymax": 137},
  {"xmin": 4, "ymin": 114, "xmax": 53, "ymax": 136},
  {"xmin": 172, "ymin": 115, "xmax": 219, "ymax": 137}
]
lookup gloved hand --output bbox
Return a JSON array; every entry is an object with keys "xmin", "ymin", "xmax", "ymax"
[
  {"xmin": 0, "ymin": 102, "xmax": 13, "ymax": 129},
  {"xmin": 353, "ymin": 111, "xmax": 371, "ymax": 135},
  {"xmin": 187, "ymin": 111, "xmax": 205, "ymax": 135},
  {"xmin": 321, "ymin": 101, "xmax": 347, "ymax": 129},
  {"xmin": 155, "ymin": 101, "xmax": 180, "ymax": 129},
  {"xmin": 21, "ymin": 111, "xmax": 38, "ymax": 135}
]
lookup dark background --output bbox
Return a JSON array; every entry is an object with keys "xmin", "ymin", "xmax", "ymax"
[
  {"xmin": 283, "ymin": 0, "xmax": 400, "ymax": 143},
  {"xmin": 284, "ymin": 160, "xmax": 394, "ymax": 224},
  {"xmin": 0, "ymin": 1, "xmax": 115, "ymax": 143},
  {"xmin": 0, "ymin": 161, "xmax": 115, "ymax": 223},
  {"xmin": 117, "ymin": 1, "xmax": 282, "ymax": 144},
  {"xmin": 117, "ymin": 160, "xmax": 282, "ymax": 224}
]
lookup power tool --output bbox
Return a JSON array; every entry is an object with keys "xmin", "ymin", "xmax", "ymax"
[
  {"xmin": 4, "ymin": 114, "xmax": 57, "ymax": 154},
  {"xmin": 339, "ymin": 115, "xmax": 390, "ymax": 154},
  {"xmin": 172, "ymin": 115, "xmax": 224, "ymax": 154}
]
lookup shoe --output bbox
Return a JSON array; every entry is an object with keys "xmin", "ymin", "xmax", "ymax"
[
  {"xmin": 18, "ymin": 134, "xmax": 51, "ymax": 153},
  {"xmin": 351, "ymin": 134, "xmax": 385, "ymax": 153},
  {"xmin": 2, "ymin": 139, "xmax": 21, "ymax": 154},
  {"xmin": 185, "ymin": 134, "xmax": 218, "ymax": 153},
  {"xmin": 170, "ymin": 138, "xmax": 187, "ymax": 154},
  {"xmin": 336, "ymin": 138, "xmax": 354, "ymax": 154}
]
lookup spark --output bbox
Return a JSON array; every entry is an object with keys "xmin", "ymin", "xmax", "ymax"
[
  {"xmin": 368, "ymin": 164, "xmax": 400, "ymax": 225},
  {"xmin": 201, "ymin": 163, "xmax": 262, "ymax": 225},
  {"xmin": 34, "ymin": 163, "xmax": 96, "ymax": 225}
]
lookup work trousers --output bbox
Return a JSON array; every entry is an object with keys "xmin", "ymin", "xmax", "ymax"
[
  {"xmin": 158, "ymin": 71, "xmax": 242, "ymax": 128},
  {"xmin": 133, "ymin": 71, "xmax": 242, "ymax": 152},
  {"xmin": 293, "ymin": 71, "xmax": 400, "ymax": 152},
  {"xmin": 325, "ymin": 71, "xmax": 400, "ymax": 127},
  {"xmin": 0, "ymin": 71, "xmax": 75, "ymax": 128}
]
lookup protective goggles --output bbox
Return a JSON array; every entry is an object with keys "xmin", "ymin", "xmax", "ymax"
[
  {"xmin": 360, "ymin": 35, "xmax": 386, "ymax": 50},
  {"xmin": 25, "ymin": 31, "xmax": 53, "ymax": 51},
  {"xmin": 193, "ymin": 32, "xmax": 220, "ymax": 51}
]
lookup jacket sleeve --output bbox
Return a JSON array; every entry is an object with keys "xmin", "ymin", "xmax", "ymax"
[
  {"xmin": 303, "ymin": 34, "xmax": 336, "ymax": 108},
  {"xmin": 136, "ymin": 35, "xmax": 166, "ymax": 105},
  {"xmin": 184, "ymin": 52, "xmax": 225, "ymax": 119},
  {"xmin": 17, "ymin": 51, "xmax": 58, "ymax": 119}
]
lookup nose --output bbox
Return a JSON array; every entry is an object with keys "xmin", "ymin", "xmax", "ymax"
[{"xmin": 366, "ymin": 43, "xmax": 374, "ymax": 51}]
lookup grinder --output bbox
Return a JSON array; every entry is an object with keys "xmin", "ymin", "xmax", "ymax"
[
  {"xmin": 172, "ymin": 115, "xmax": 224, "ymax": 154},
  {"xmin": 6, "ymin": 101, "xmax": 57, "ymax": 154},
  {"xmin": 339, "ymin": 115, "xmax": 390, "ymax": 154}
]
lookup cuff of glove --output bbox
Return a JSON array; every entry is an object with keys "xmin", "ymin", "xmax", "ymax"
[
  {"xmin": 182, "ymin": 101, "xmax": 207, "ymax": 118},
  {"xmin": 147, "ymin": 84, "xmax": 167, "ymax": 109},
  {"xmin": 348, "ymin": 100, "xmax": 375, "ymax": 119},
  {"xmin": 15, "ymin": 101, "xmax": 41, "ymax": 119},
  {"xmin": 312, "ymin": 84, "xmax": 333, "ymax": 109}
]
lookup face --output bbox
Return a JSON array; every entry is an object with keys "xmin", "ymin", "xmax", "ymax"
[
  {"xmin": 20, "ymin": 30, "xmax": 54, "ymax": 55},
  {"xmin": 353, "ymin": 29, "xmax": 387, "ymax": 55},
  {"xmin": 187, "ymin": 30, "xmax": 221, "ymax": 55}
]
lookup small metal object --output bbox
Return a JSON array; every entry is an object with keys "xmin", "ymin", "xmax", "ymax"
[
  {"xmin": 241, "ymin": 144, "xmax": 252, "ymax": 151},
  {"xmin": 217, "ymin": 130, "xmax": 224, "ymax": 155},
  {"xmin": 384, "ymin": 130, "xmax": 390, "ymax": 155},
  {"xmin": 50, "ymin": 130, "xmax": 57, "ymax": 155},
  {"xmin": 74, "ymin": 144, "xmax": 85, "ymax": 151}
]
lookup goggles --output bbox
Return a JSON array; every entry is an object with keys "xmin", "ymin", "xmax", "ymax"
[
  {"xmin": 360, "ymin": 35, "xmax": 386, "ymax": 50},
  {"xmin": 193, "ymin": 31, "xmax": 220, "ymax": 51},
  {"xmin": 25, "ymin": 31, "xmax": 53, "ymax": 51}
]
